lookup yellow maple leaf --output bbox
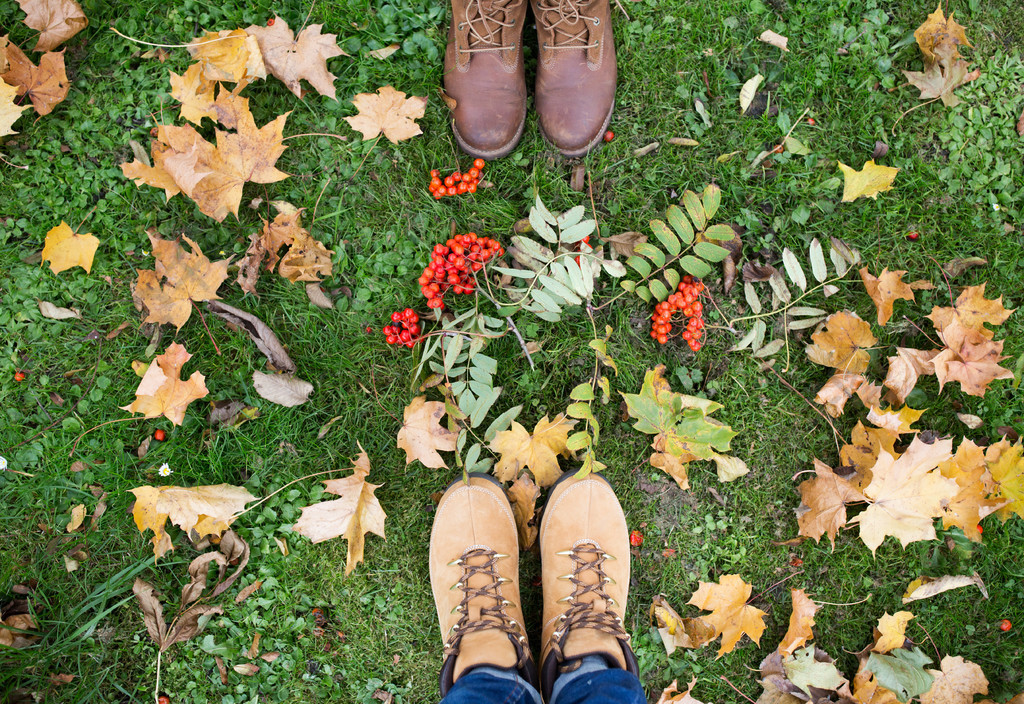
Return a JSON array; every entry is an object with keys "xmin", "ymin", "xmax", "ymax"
[
  {"xmin": 16, "ymin": 0, "xmax": 88, "ymax": 52},
  {"xmin": 814, "ymin": 372, "xmax": 867, "ymax": 418},
  {"xmin": 873, "ymin": 611, "xmax": 914, "ymax": 652},
  {"xmin": 40, "ymin": 221, "xmax": 99, "ymax": 274},
  {"xmin": 838, "ymin": 160, "xmax": 899, "ymax": 202},
  {"xmin": 396, "ymin": 396, "xmax": 458, "ymax": 468},
  {"xmin": 882, "ymin": 348, "xmax": 940, "ymax": 406},
  {"xmin": 841, "ymin": 422, "xmax": 900, "ymax": 489},
  {"xmin": 920, "ymin": 655, "xmax": 988, "ymax": 704},
  {"xmin": 187, "ymin": 29, "xmax": 266, "ymax": 86},
  {"xmin": 796, "ymin": 459, "xmax": 867, "ymax": 547},
  {"xmin": 344, "ymin": 85, "xmax": 427, "ymax": 144},
  {"xmin": 805, "ymin": 311, "xmax": 877, "ymax": 374},
  {"xmin": 913, "ymin": 3, "xmax": 972, "ymax": 64},
  {"xmin": 292, "ymin": 449, "xmax": 387, "ymax": 575},
  {"xmin": 937, "ymin": 439, "xmax": 1005, "ymax": 540},
  {"xmin": 0, "ymin": 77, "xmax": 28, "ymax": 137},
  {"xmin": 851, "ymin": 437, "xmax": 958, "ymax": 553},
  {"xmin": 649, "ymin": 595, "xmax": 717, "ymax": 655},
  {"xmin": 655, "ymin": 678, "xmax": 706, "ymax": 704},
  {"xmin": 278, "ymin": 229, "xmax": 334, "ymax": 282},
  {"xmin": 778, "ymin": 588, "xmax": 819, "ymax": 657},
  {"xmin": 866, "ymin": 404, "xmax": 925, "ymax": 434},
  {"xmin": 508, "ymin": 473, "xmax": 541, "ymax": 549},
  {"xmin": 928, "ymin": 284, "xmax": 1015, "ymax": 338},
  {"xmin": 130, "ymin": 482, "xmax": 254, "ymax": 559},
  {"xmin": 985, "ymin": 439, "xmax": 1024, "ymax": 522},
  {"xmin": 169, "ymin": 63, "xmax": 216, "ymax": 125},
  {"xmin": 687, "ymin": 574, "xmax": 766, "ymax": 657},
  {"xmin": 490, "ymin": 414, "xmax": 577, "ymax": 487},
  {"xmin": 121, "ymin": 342, "xmax": 209, "ymax": 426}
]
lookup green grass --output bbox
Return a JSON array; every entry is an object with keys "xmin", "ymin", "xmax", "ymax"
[{"xmin": 2, "ymin": 0, "xmax": 1023, "ymax": 701}]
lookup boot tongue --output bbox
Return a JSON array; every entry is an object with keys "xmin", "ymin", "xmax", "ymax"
[{"xmin": 451, "ymin": 555, "xmax": 519, "ymax": 682}]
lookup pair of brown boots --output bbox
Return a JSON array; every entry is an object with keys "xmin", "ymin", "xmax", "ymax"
[
  {"xmin": 429, "ymin": 473, "xmax": 639, "ymax": 700},
  {"xmin": 444, "ymin": 0, "xmax": 617, "ymax": 159}
]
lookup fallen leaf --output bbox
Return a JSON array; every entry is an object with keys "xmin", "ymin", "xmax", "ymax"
[
  {"xmin": 758, "ymin": 30, "xmax": 789, "ymax": 51},
  {"xmin": 491, "ymin": 414, "xmax": 577, "ymax": 487},
  {"xmin": 913, "ymin": 3, "xmax": 971, "ymax": 63},
  {"xmin": 0, "ymin": 76, "xmax": 29, "ymax": 137},
  {"xmin": 814, "ymin": 372, "xmax": 867, "ymax": 418},
  {"xmin": 306, "ymin": 283, "xmax": 333, "ymax": 309},
  {"xmin": 215, "ymin": 655, "xmax": 228, "ymax": 684},
  {"xmin": 859, "ymin": 268, "xmax": 933, "ymax": 326},
  {"xmin": 245, "ymin": 17, "xmax": 347, "ymax": 99},
  {"xmin": 368, "ymin": 44, "xmax": 400, "ymax": 60},
  {"xmin": 842, "ymin": 421, "xmax": 902, "ymax": 486},
  {"xmin": 905, "ymin": 4, "xmax": 977, "ymax": 107},
  {"xmin": 48, "ymin": 673, "xmax": 75, "ymax": 685},
  {"xmin": 207, "ymin": 300, "xmax": 295, "ymax": 372},
  {"xmin": 0, "ymin": 613, "xmax": 37, "ymax": 648},
  {"xmin": 633, "ymin": 142, "xmax": 660, "ymax": 157},
  {"xmin": 866, "ymin": 648, "xmax": 934, "ymax": 701},
  {"xmin": 739, "ymin": 73, "xmax": 764, "ymax": 114},
  {"xmin": 508, "ymin": 473, "xmax": 540, "ymax": 549},
  {"xmin": 188, "ymin": 29, "xmax": 266, "ymax": 86},
  {"xmin": 933, "ymin": 317, "xmax": 1013, "ymax": 397},
  {"xmin": 65, "ymin": 504, "xmax": 85, "ymax": 532},
  {"xmin": 293, "ymin": 448, "xmax": 387, "ymax": 575},
  {"xmin": 928, "ymin": 284, "xmax": 1014, "ymax": 337},
  {"xmin": 234, "ymin": 663, "xmax": 260, "ymax": 676},
  {"xmin": 605, "ymin": 231, "xmax": 647, "ymax": 258},
  {"xmin": 873, "ymin": 611, "xmax": 914, "ymax": 653},
  {"xmin": 838, "ymin": 160, "xmax": 898, "ymax": 202},
  {"xmin": 850, "ymin": 437, "xmax": 958, "ymax": 553},
  {"xmin": 396, "ymin": 396, "xmax": 458, "ymax": 468},
  {"xmin": 866, "ymin": 405, "xmax": 925, "ymax": 434},
  {"xmin": 134, "ymin": 233, "xmax": 230, "ymax": 329},
  {"xmin": 688, "ymin": 574, "xmax": 766, "ymax": 657},
  {"xmin": 937, "ymin": 439, "xmax": 1005, "ymax": 538},
  {"xmin": 650, "ymin": 595, "xmax": 716, "ymax": 654},
  {"xmin": 904, "ymin": 59, "xmax": 980, "ymax": 107},
  {"xmin": 883, "ymin": 348, "xmax": 940, "ymax": 405},
  {"xmin": 941, "ymin": 257, "xmax": 987, "ymax": 279},
  {"xmin": 247, "ymin": 632, "xmax": 261, "ymax": 658},
  {"xmin": 805, "ymin": 311, "xmax": 877, "ymax": 374},
  {"xmin": 920, "ymin": 655, "xmax": 987, "ymax": 704},
  {"xmin": 796, "ymin": 459, "xmax": 867, "ymax": 547},
  {"xmin": 169, "ymin": 63, "xmax": 216, "ymax": 125},
  {"xmin": 985, "ymin": 439, "xmax": 1024, "ymax": 521},
  {"xmin": 344, "ymin": 85, "xmax": 427, "ymax": 143},
  {"xmin": 667, "ymin": 137, "xmax": 699, "ymax": 146},
  {"xmin": 41, "ymin": 221, "xmax": 99, "ymax": 274},
  {"xmin": 235, "ymin": 579, "xmax": 263, "ymax": 603},
  {"xmin": 778, "ymin": 589, "xmax": 819, "ymax": 656},
  {"xmin": 130, "ymin": 483, "xmax": 255, "ymax": 559},
  {"xmin": 252, "ymin": 371, "xmax": 313, "ymax": 407},
  {"xmin": 122, "ymin": 343, "xmax": 208, "ymax": 426},
  {"xmin": 784, "ymin": 646, "xmax": 846, "ymax": 695},
  {"xmin": 902, "ymin": 573, "xmax": 987, "ymax": 603},
  {"xmin": 38, "ymin": 300, "xmax": 81, "ymax": 320},
  {"xmin": 655, "ymin": 677, "xmax": 706, "ymax": 704},
  {"xmin": 278, "ymin": 228, "xmax": 334, "ymax": 282},
  {"xmin": 1, "ymin": 42, "xmax": 69, "ymax": 115}
]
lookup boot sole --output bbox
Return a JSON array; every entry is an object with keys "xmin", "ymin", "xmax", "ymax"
[
  {"xmin": 538, "ymin": 100, "xmax": 615, "ymax": 160},
  {"xmin": 452, "ymin": 113, "xmax": 526, "ymax": 161}
]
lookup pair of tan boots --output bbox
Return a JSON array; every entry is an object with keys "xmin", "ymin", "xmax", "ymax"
[{"xmin": 430, "ymin": 473, "xmax": 639, "ymax": 700}]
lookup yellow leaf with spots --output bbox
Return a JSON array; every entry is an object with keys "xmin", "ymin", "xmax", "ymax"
[
  {"xmin": 805, "ymin": 311, "xmax": 877, "ymax": 374},
  {"xmin": 838, "ymin": 160, "xmax": 899, "ymax": 202},
  {"xmin": 913, "ymin": 3, "xmax": 971, "ymax": 64},
  {"xmin": 41, "ymin": 221, "xmax": 99, "ymax": 274},
  {"xmin": 687, "ymin": 574, "xmax": 766, "ymax": 657},
  {"xmin": 937, "ymin": 439, "xmax": 1005, "ymax": 539},
  {"xmin": 344, "ymin": 85, "xmax": 427, "ymax": 144},
  {"xmin": 188, "ymin": 29, "xmax": 266, "ymax": 86},
  {"xmin": 490, "ymin": 414, "xmax": 576, "ymax": 487}
]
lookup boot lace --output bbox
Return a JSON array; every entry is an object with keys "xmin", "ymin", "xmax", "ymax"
[
  {"xmin": 535, "ymin": 0, "xmax": 600, "ymax": 50},
  {"xmin": 457, "ymin": 0, "xmax": 525, "ymax": 54},
  {"xmin": 548, "ymin": 543, "xmax": 629, "ymax": 661},
  {"xmin": 444, "ymin": 547, "xmax": 529, "ymax": 666}
]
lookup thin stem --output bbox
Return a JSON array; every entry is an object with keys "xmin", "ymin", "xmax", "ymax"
[
  {"xmin": 811, "ymin": 595, "xmax": 870, "ymax": 607},
  {"xmin": 70, "ymin": 417, "xmax": 135, "ymax": 457},
  {"xmin": 369, "ymin": 367, "xmax": 402, "ymax": 424},
  {"xmin": 766, "ymin": 366, "xmax": 843, "ymax": 455},
  {"xmin": 750, "ymin": 107, "xmax": 810, "ymax": 171},
  {"xmin": 505, "ymin": 316, "xmax": 535, "ymax": 369},
  {"xmin": 750, "ymin": 570, "xmax": 803, "ymax": 603},
  {"xmin": 0, "ymin": 153, "xmax": 29, "ymax": 170},
  {"xmin": 927, "ymin": 254, "xmax": 956, "ymax": 307},
  {"xmin": 74, "ymin": 204, "xmax": 99, "ymax": 234},
  {"xmin": 110, "ymin": 27, "xmax": 236, "ymax": 49},
  {"xmin": 192, "ymin": 302, "xmax": 222, "ymax": 355},
  {"xmin": 914, "ymin": 619, "xmax": 943, "ymax": 662},
  {"xmin": 894, "ymin": 97, "xmax": 942, "ymax": 130},
  {"xmin": 231, "ymin": 467, "xmax": 347, "ymax": 520},
  {"xmin": 282, "ymin": 132, "xmax": 349, "ymax": 142},
  {"xmin": 901, "ymin": 315, "xmax": 942, "ymax": 348},
  {"xmin": 719, "ymin": 676, "xmax": 756, "ymax": 704},
  {"xmin": 311, "ymin": 176, "xmax": 332, "ymax": 224},
  {"xmin": 155, "ymin": 650, "xmax": 161, "ymax": 704},
  {"xmin": 348, "ymin": 135, "xmax": 381, "ymax": 182}
]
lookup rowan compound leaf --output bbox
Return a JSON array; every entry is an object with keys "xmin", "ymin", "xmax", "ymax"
[
  {"xmin": 16, "ymin": 0, "xmax": 88, "ymax": 52},
  {"xmin": 851, "ymin": 437, "xmax": 958, "ymax": 553},
  {"xmin": 490, "ymin": 414, "xmax": 576, "ymax": 487},
  {"xmin": 866, "ymin": 649, "xmax": 934, "ymax": 702},
  {"xmin": 873, "ymin": 611, "xmax": 914, "ymax": 653},
  {"xmin": 121, "ymin": 343, "xmax": 209, "ymax": 426},
  {"xmin": 859, "ymin": 268, "xmax": 932, "ymax": 326},
  {"xmin": 0, "ymin": 42, "xmax": 69, "ymax": 115},
  {"xmin": 796, "ymin": 459, "xmax": 867, "ymax": 547},
  {"xmin": 933, "ymin": 317, "xmax": 1013, "ymax": 397},
  {"xmin": 244, "ymin": 17, "xmax": 347, "ymax": 99},
  {"xmin": 985, "ymin": 439, "xmax": 1024, "ymax": 521},
  {"xmin": 883, "ymin": 348, "xmax": 940, "ymax": 406},
  {"xmin": 292, "ymin": 449, "xmax": 386, "ymax": 575},
  {"xmin": 805, "ymin": 311, "xmax": 877, "ymax": 374},
  {"xmin": 40, "ymin": 221, "xmax": 99, "ymax": 274},
  {"xmin": 937, "ymin": 439, "xmax": 1005, "ymax": 539},
  {"xmin": 902, "ymin": 574, "xmax": 987, "ymax": 604},
  {"xmin": 687, "ymin": 574, "xmax": 766, "ymax": 657},
  {"xmin": 397, "ymin": 396, "xmax": 458, "ymax": 468},
  {"xmin": 650, "ymin": 595, "xmax": 717, "ymax": 654},
  {"xmin": 778, "ymin": 589, "xmax": 819, "ymax": 657},
  {"xmin": 838, "ymin": 160, "xmax": 899, "ymax": 202},
  {"xmin": 508, "ymin": 473, "xmax": 540, "ymax": 549},
  {"xmin": 920, "ymin": 656, "xmax": 988, "ymax": 704},
  {"xmin": 344, "ymin": 85, "xmax": 427, "ymax": 143},
  {"xmin": 129, "ymin": 483, "xmax": 255, "ymax": 560},
  {"xmin": 0, "ymin": 77, "xmax": 28, "ymax": 136}
]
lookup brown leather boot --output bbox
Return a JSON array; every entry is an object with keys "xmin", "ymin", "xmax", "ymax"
[
  {"xmin": 532, "ymin": 0, "xmax": 616, "ymax": 157},
  {"xmin": 429, "ymin": 474, "xmax": 538, "ymax": 696},
  {"xmin": 538, "ymin": 473, "xmax": 638, "ymax": 701},
  {"xmin": 443, "ymin": 0, "xmax": 528, "ymax": 159}
]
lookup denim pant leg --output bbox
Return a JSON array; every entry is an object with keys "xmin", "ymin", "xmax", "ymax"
[
  {"xmin": 549, "ymin": 656, "xmax": 646, "ymax": 704},
  {"xmin": 440, "ymin": 666, "xmax": 543, "ymax": 704}
]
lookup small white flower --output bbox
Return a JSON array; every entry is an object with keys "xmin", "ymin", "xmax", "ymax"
[
  {"xmin": 0, "ymin": 456, "xmax": 7, "ymax": 472},
  {"xmin": 158, "ymin": 463, "xmax": 172, "ymax": 477},
  {"xmin": 992, "ymin": 203, "xmax": 1001, "ymax": 211}
]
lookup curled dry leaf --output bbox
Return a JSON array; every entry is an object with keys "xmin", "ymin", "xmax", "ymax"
[
  {"xmin": 0, "ymin": 42, "xmax": 69, "ymax": 115},
  {"xmin": 687, "ymin": 574, "xmax": 766, "ymax": 657},
  {"xmin": 902, "ymin": 573, "xmax": 987, "ymax": 603},
  {"xmin": 814, "ymin": 372, "xmax": 867, "ymax": 418},
  {"xmin": 883, "ymin": 348, "xmax": 939, "ymax": 406},
  {"xmin": 121, "ymin": 343, "xmax": 208, "ymax": 426},
  {"xmin": 739, "ymin": 73, "xmax": 764, "ymax": 115},
  {"xmin": 207, "ymin": 300, "xmax": 296, "ymax": 372},
  {"xmin": 490, "ymin": 414, "xmax": 577, "ymax": 487},
  {"xmin": 633, "ymin": 142, "xmax": 660, "ymax": 157},
  {"xmin": 129, "ymin": 483, "xmax": 255, "ymax": 559},
  {"xmin": 65, "ymin": 503, "xmax": 86, "ymax": 532},
  {"xmin": 292, "ymin": 448, "xmax": 387, "ymax": 575},
  {"xmin": 16, "ymin": 0, "xmax": 88, "ymax": 52},
  {"xmin": 41, "ymin": 221, "xmax": 99, "ymax": 274},
  {"xmin": 344, "ymin": 85, "xmax": 427, "ymax": 143},
  {"xmin": 245, "ymin": 17, "xmax": 347, "ymax": 99},
  {"xmin": 605, "ymin": 231, "xmax": 647, "ymax": 258},
  {"xmin": 778, "ymin": 589, "xmax": 819, "ymax": 657},
  {"xmin": 38, "ymin": 300, "xmax": 81, "ymax": 320},
  {"xmin": 667, "ymin": 137, "xmax": 699, "ymax": 146},
  {"xmin": 758, "ymin": 30, "xmax": 789, "ymax": 51},
  {"xmin": 369, "ymin": 44, "xmax": 400, "ymax": 60},
  {"xmin": 252, "ymin": 371, "xmax": 313, "ymax": 407},
  {"xmin": 508, "ymin": 473, "xmax": 541, "ymax": 549},
  {"xmin": 306, "ymin": 283, "xmax": 334, "ymax": 309},
  {"xmin": 655, "ymin": 677, "xmax": 706, "ymax": 704},
  {"xmin": 132, "ymin": 577, "xmax": 225, "ymax": 652},
  {"xmin": 941, "ymin": 257, "xmax": 987, "ymax": 279},
  {"xmin": 397, "ymin": 396, "xmax": 458, "ymax": 469},
  {"xmin": 650, "ymin": 594, "xmax": 716, "ymax": 655}
]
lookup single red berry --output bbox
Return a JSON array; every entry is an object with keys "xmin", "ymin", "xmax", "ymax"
[
  {"xmin": 266, "ymin": 18, "xmax": 275, "ymax": 26},
  {"xmin": 806, "ymin": 117, "xmax": 816, "ymax": 125},
  {"xmin": 907, "ymin": 231, "xmax": 920, "ymax": 241},
  {"xmin": 431, "ymin": 169, "xmax": 440, "ymax": 178},
  {"xmin": 14, "ymin": 371, "xmax": 26, "ymax": 382},
  {"xmin": 158, "ymin": 696, "xmax": 171, "ymax": 704},
  {"xmin": 999, "ymin": 619, "xmax": 1012, "ymax": 632},
  {"xmin": 789, "ymin": 557, "xmax": 803, "ymax": 567},
  {"xmin": 154, "ymin": 429, "xmax": 166, "ymax": 442},
  {"xmin": 365, "ymin": 326, "xmax": 372, "ymax": 333},
  {"xmin": 629, "ymin": 530, "xmax": 644, "ymax": 547},
  {"xmin": 473, "ymin": 158, "xmax": 486, "ymax": 169},
  {"xmin": 977, "ymin": 524, "xmax": 983, "ymax": 534},
  {"xmin": 603, "ymin": 130, "xmax": 614, "ymax": 142}
]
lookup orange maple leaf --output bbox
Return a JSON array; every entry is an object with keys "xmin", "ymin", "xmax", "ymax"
[
  {"xmin": 859, "ymin": 267, "xmax": 933, "ymax": 326},
  {"xmin": 16, "ymin": 0, "xmax": 88, "ymax": 52},
  {"xmin": 796, "ymin": 459, "xmax": 867, "ymax": 547},
  {"xmin": 187, "ymin": 29, "xmax": 266, "ymax": 86},
  {"xmin": 0, "ymin": 41, "xmax": 68, "ymax": 115},
  {"xmin": 490, "ymin": 414, "xmax": 577, "ymax": 487},
  {"xmin": 687, "ymin": 574, "xmax": 766, "ymax": 657},
  {"xmin": 345, "ymin": 85, "xmax": 427, "ymax": 143},
  {"xmin": 778, "ymin": 588, "xmax": 819, "ymax": 657},
  {"xmin": 813, "ymin": 372, "xmax": 868, "ymax": 418},
  {"xmin": 840, "ymin": 422, "xmax": 900, "ymax": 489},
  {"xmin": 130, "ymin": 482, "xmax": 254, "ymax": 559},
  {"xmin": 937, "ymin": 439, "xmax": 1005, "ymax": 540},
  {"xmin": 245, "ymin": 17, "xmax": 348, "ymax": 99},
  {"xmin": 121, "ymin": 342, "xmax": 209, "ymax": 426},
  {"xmin": 928, "ymin": 284, "xmax": 1014, "ymax": 338},
  {"xmin": 882, "ymin": 348, "xmax": 940, "ymax": 405},
  {"xmin": 933, "ymin": 317, "xmax": 1013, "ymax": 397},
  {"xmin": 805, "ymin": 311, "xmax": 877, "ymax": 374},
  {"xmin": 133, "ymin": 232, "xmax": 230, "ymax": 329}
]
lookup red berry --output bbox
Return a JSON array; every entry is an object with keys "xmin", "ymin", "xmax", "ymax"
[
  {"xmin": 473, "ymin": 158, "xmax": 486, "ymax": 169},
  {"xmin": 907, "ymin": 231, "xmax": 920, "ymax": 241},
  {"xmin": 431, "ymin": 169, "xmax": 440, "ymax": 178},
  {"xmin": 999, "ymin": 619, "xmax": 1012, "ymax": 631},
  {"xmin": 789, "ymin": 557, "xmax": 803, "ymax": 567},
  {"xmin": 14, "ymin": 371, "xmax": 25, "ymax": 382},
  {"xmin": 977, "ymin": 524, "xmax": 983, "ymax": 534},
  {"xmin": 158, "ymin": 696, "xmax": 171, "ymax": 704},
  {"xmin": 266, "ymin": 18, "xmax": 275, "ymax": 26},
  {"xmin": 806, "ymin": 117, "xmax": 816, "ymax": 125},
  {"xmin": 603, "ymin": 130, "xmax": 614, "ymax": 142},
  {"xmin": 629, "ymin": 530, "xmax": 643, "ymax": 547},
  {"xmin": 365, "ymin": 326, "xmax": 372, "ymax": 333},
  {"xmin": 154, "ymin": 429, "xmax": 166, "ymax": 442}
]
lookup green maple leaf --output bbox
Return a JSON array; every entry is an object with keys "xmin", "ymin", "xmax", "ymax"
[{"xmin": 865, "ymin": 648, "xmax": 934, "ymax": 702}]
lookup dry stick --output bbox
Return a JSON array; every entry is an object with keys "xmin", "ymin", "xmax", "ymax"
[
  {"xmin": 191, "ymin": 301, "xmax": 222, "ymax": 355},
  {"xmin": 299, "ymin": 0, "xmax": 320, "ymax": 33},
  {"xmin": 836, "ymin": 28, "xmax": 868, "ymax": 54},
  {"xmin": 612, "ymin": 0, "xmax": 630, "ymax": 21},
  {"xmin": 719, "ymin": 676, "xmax": 756, "ymax": 704},
  {"xmin": 109, "ymin": 26, "xmax": 239, "ymax": 49},
  {"xmin": 70, "ymin": 417, "xmax": 136, "ymax": 457},
  {"xmin": 750, "ymin": 570, "xmax": 803, "ymax": 603},
  {"xmin": 506, "ymin": 316, "xmax": 535, "ymax": 369},
  {"xmin": 811, "ymin": 595, "xmax": 870, "ymax": 607},
  {"xmin": 766, "ymin": 365, "xmax": 843, "ymax": 454},
  {"xmin": 914, "ymin": 618, "xmax": 943, "ymax": 662}
]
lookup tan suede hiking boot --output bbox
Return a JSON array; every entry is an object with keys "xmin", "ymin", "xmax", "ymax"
[
  {"xmin": 443, "ymin": 0, "xmax": 528, "ymax": 159},
  {"xmin": 538, "ymin": 473, "xmax": 638, "ymax": 700},
  {"xmin": 429, "ymin": 474, "xmax": 538, "ymax": 696},
  {"xmin": 532, "ymin": 0, "xmax": 616, "ymax": 157}
]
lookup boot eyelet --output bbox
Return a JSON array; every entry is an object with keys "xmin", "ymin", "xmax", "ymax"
[
  {"xmin": 592, "ymin": 18, "xmax": 600, "ymax": 25},
  {"xmin": 458, "ymin": 22, "xmax": 465, "ymax": 30}
]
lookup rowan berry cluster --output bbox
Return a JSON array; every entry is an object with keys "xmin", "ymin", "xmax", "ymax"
[
  {"xmin": 418, "ymin": 233, "xmax": 505, "ymax": 310},
  {"xmin": 429, "ymin": 159, "xmax": 486, "ymax": 199},
  {"xmin": 650, "ymin": 275, "xmax": 705, "ymax": 350},
  {"xmin": 382, "ymin": 308, "xmax": 422, "ymax": 347}
]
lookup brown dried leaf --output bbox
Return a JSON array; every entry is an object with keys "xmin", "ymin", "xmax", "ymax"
[
  {"xmin": 121, "ymin": 343, "xmax": 208, "ymax": 426},
  {"xmin": 796, "ymin": 459, "xmax": 867, "ymax": 547},
  {"xmin": 1, "ymin": 42, "xmax": 69, "ymax": 115},
  {"xmin": 396, "ymin": 396, "xmax": 458, "ymax": 468},
  {"xmin": 207, "ymin": 300, "xmax": 295, "ymax": 372},
  {"xmin": 508, "ymin": 473, "xmax": 541, "ymax": 549},
  {"xmin": 245, "ymin": 17, "xmax": 347, "ymax": 99},
  {"xmin": 805, "ymin": 311, "xmax": 877, "ymax": 374},
  {"xmin": 344, "ymin": 86, "xmax": 427, "ymax": 143},
  {"xmin": 650, "ymin": 595, "xmax": 716, "ymax": 654},
  {"xmin": 16, "ymin": 0, "xmax": 88, "ymax": 52}
]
